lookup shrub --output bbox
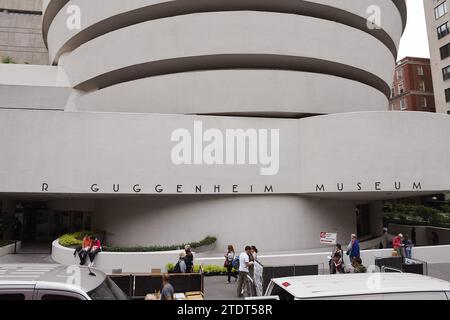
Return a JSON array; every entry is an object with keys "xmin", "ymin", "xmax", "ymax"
[
  {"xmin": 383, "ymin": 203, "xmax": 450, "ymax": 228},
  {"xmin": 166, "ymin": 264, "xmax": 236, "ymax": 276},
  {"xmin": 0, "ymin": 240, "xmax": 14, "ymax": 247},
  {"xmin": 102, "ymin": 236, "xmax": 216, "ymax": 252},
  {"xmin": 1, "ymin": 56, "xmax": 16, "ymax": 64},
  {"xmin": 58, "ymin": 230, "xmax": 103, "ymax": 247}
]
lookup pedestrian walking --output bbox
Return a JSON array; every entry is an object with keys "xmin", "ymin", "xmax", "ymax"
[
  {"xmin": 403, "ymin": 234, "xmax": 413, "ymax": 259},
  {"xmin": 346, "ymin": 234, "xmax": 360, "ymax": 264},
  {"xmin": 224, "ymin": 245, "xmax": 237, "ymax": 283},
  {"xmin": 160, "ymin": 274, "xmax": 174, "ymax": 300},
  {"xmin": 392, "ymin": 233, "xmax": 404, "ymax": 257},
  {"xmin": 184, "ymin": 245, "xmax": 194, "ymax": 273},
  {"xmin": 411, "ymin": 227, "xmax": 416, "ymax": 246},
  {"xmin": 237, "ymin": 246, "xmax": 254, "ymax": 298}
]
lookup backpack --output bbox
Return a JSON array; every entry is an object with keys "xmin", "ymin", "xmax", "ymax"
[
  {"xmin": 232, "ymin": 256, "xmax": 240, "ymax": 270},
  {"xmin": 173, "ymin": 261, "xmax": 181, "ymax": 273}
]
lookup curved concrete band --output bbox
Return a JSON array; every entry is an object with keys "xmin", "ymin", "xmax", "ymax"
[
  {"xmin": 60, "ymin": 12, "xmax": 394, "ymax": 95},
  {"xmin": 74, "ymin": 69, "xmax": 388, "ymax": 115},
  {"xmin": 44, "ymin": 0, "xmax": 404, "ymax": 64}
]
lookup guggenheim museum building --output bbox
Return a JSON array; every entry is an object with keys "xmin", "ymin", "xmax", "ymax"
[{"xmin": 1, "ymin": 0, "xmax": 449, "ymax": 252}]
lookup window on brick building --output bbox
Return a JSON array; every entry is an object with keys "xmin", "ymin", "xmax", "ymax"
[
  {"xmin": 420, "ymin": 97, "xmax": 428, "ymax": 108},
  {"xmin": 396, "ymin": 68, "xmax": 403, "ymax": 80},
  {"xmin": 419, "ymin": 81, "xmax": 426, "ymax": 91},
  {"xmin": 438, "ymin": 22, "xmax": 450, "ymax": 39},
  {"xmin": 445, "ymin": 88, "xmax": 450, "ymax": 102},
  {"xmin": 435, "ymin": 2, "xmax": 448, "ymax": 19},
  {"xmin": 443, "ymin": 65, "xmax": 450, "ymax": 80},
  {"xmin": 440, "ymin": 43, "xmax": 450, "ymax": 59},
  {"xmin": 417, "ymin": 66, "xmax": 424, "ymax": 76},
  {"xmin": 400, "ymin": 99, "xmax": 407, "ymax": 111}
]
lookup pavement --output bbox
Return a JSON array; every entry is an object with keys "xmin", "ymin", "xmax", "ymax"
[
  {"xmin": 204, "ymin": 276, "xmax": 243, "ymax": 301},
  {"xmin": 0, "ymin": 241, "xmax": 54, "ymax": 264},
  {"xmin": 428, "ymin": 263, "xmax": 450, "ymax": 282}
]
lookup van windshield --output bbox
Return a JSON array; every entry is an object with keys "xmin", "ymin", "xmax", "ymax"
[
  {"xmin": 270, "ymin": 283, "xmax": 295, "ymax": 300},
  {"xmin": 88, "ymin": 277, "xmax": 130, "ymax": 300}
]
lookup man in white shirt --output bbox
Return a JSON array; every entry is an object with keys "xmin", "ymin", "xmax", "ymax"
[{"xmin": 237, "ymin": 246, "xmax": 253, "ymax": 298}]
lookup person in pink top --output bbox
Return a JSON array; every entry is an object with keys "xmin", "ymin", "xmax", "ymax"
[
  {"xmin": 88, "ymin": 236, "xmax": 102, "ymax": 267},
  {"xmin": 392, "ymin": 233, "xmax": 404, "ymax": 258}
]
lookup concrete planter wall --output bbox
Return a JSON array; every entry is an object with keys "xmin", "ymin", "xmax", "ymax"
[
  {"xmin": 52, "ymin": 240, "xmax": 199, "ymax": 273},
  {"xmin": 0, "ymin": 241, "xmax": 21, "ymax": 257}
]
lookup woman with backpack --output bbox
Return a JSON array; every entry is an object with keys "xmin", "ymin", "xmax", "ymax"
[
  {"xmin": 173, "ymin": 252, "xmax": 187, "ymax": 273},
  {"xmin": 224, "ymin": 245, "xmax": 237, "ymax": 283}
]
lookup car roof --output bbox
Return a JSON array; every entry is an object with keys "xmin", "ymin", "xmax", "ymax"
[
  {"xmin": 271, "ymin": 273, "xmax": 450, "ymax": 298},
  {"xmin": 0, "ymin": 264, "xmax": 106, "ymax": 293}
]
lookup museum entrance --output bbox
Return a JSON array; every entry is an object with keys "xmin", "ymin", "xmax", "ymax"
[
  {"xmin": 14, "ymin": 201, "xmax": 92, "ymax": 242},
  {"xmin": 356, "ymin": 204, "xmax": 371, "ymax": 239}
]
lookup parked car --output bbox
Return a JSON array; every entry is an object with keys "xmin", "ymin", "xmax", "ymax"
[
  {"xmin": 263, "ymin": 273, "xmax": 450, "ymax": 300},
  {"xmin": 0, "ymin": 264, "xmax": 129, "ymax": 300}
]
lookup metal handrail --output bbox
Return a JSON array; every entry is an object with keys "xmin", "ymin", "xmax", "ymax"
[{"xmin": 381, "ymin": 266, "xmax": 403, "ymax": 273}]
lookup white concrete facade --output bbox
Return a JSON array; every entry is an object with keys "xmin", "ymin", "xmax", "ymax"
[{"xmin": 2, "ymin": 0, "xmax": 450, "ymax": 252}]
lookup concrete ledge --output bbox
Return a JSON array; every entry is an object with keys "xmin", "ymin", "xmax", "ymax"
[
  {"xmin": 0, "ymin": 241, "xmax": 21, "ymax": 257},
  {"xmin": 52, "ymin": 239, "xmax": 450, "ymax": 274}
]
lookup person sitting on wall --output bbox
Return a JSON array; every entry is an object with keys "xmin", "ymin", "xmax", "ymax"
[
  {"xmin": 88, "ymin": 236, "xmax": 102, "ymax": 267},
  {"xmin": 184, "ymin": 245, "xmax": 194, "ymax": 273},
  {"xmin": 173, "ymin": 252, "xmax": 187, "ymax": 273},
  {"xmin": 332, "ymin": 252, "xmax": 344, "ymax": 274},
  {"xmin": 330, "ymin": 244, "xmax": 344, "ymax": 274},
  {"xmin": 74, "ymin": 235, "xmax": 92, "ymax": 266},
  {"xmin": 351, "ymin": 257, "xmax": 367, "ymax": 273}
]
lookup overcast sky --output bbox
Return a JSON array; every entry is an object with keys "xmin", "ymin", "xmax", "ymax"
[{"xmin": 397, "ymin": 0, "xmax": 430, "ymax": 61}]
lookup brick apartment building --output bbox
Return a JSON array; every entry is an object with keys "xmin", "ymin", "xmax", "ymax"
[
  {"xmin": 0, "ymin": 0, "xmax": 48, "ymax": 65},
  {"xmin": 390, "ymin": 57, "xmax": 436, "ymax": 112}
]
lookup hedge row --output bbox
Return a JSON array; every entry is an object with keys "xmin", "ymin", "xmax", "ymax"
[
  {"xmin": 0, "ymin": 240, "xmax": 14, "ymax": 248},
  {"xmin": 58, "ymin": 231, "xmax": 216, "ymax": 253},
  {"xmin": 166, "ymin": 264, "xmax": 237, "ymax": 276},
  {"xmin": 383, "ymin": 204, "xmax": 450, "ymax": 228}
]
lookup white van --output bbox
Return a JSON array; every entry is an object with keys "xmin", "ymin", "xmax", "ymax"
[
  {"xmin": 264, "ymin": 273, "xmax": 450, "ymax": 300},
  {"xmin": 0, "ymin": 264, "xmax": 129, "ymax": 300}
]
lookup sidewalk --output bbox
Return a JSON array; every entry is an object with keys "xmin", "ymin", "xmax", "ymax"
[
  {"xmin": 204, "ymin": 276, "xmax": 243, "ymax": 300},
  {"xmin": 0, "ymin": 241, "xmax": 54, "ymax": 264}
]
